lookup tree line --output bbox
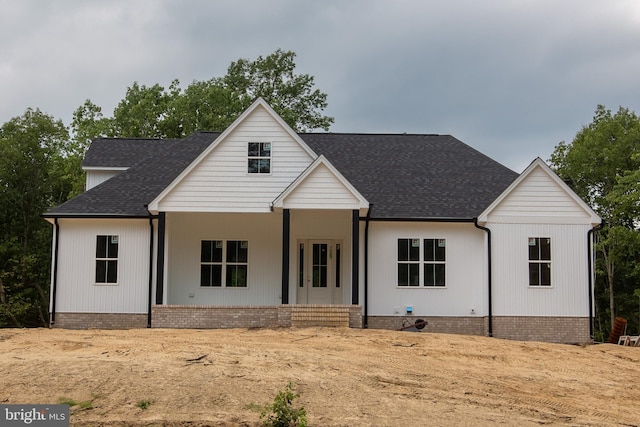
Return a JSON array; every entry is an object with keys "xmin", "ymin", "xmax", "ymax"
[{"xmin": 1, "ymin": 49, "xmax": 638, "ymax": 339}]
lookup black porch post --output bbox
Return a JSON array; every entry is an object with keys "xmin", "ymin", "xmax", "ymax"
[
  {"xmin": 155, "ymin": 212, "xmax": 166, "ymax": 305},
  {"xmin": 351, "ymin": 209, "xmax": 359, "ymax": 304},
  {"xmin": 281, "ymin": 209, "xmax": 290, "ymax": 304}
]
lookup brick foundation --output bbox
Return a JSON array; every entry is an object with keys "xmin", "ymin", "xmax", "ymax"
[
  {"xmin": 367, "ymin": 316, "xmax": 486, "ymax": 336},
  {"xmin": 151, "ymin": 305, "xmax": 363, "ymax": 329},
  {"xmin": 492, "ymin": 316, "xmax": 590, "ymax": 343},
  {"xmin": 152, "ymin": 305, "xmax": 280, "ymax": 329},
  {"xmin": 52, "ymin": 313, "xmax": 148, "ymax": 329},
  {"xmin": 367, "ymin": 315, "xmax": 590, "ymax": 343}
]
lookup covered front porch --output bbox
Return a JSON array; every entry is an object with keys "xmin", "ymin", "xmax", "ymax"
[{"xmin": 151, "ymin": 209, "xmax": 364, "ymax": 327}]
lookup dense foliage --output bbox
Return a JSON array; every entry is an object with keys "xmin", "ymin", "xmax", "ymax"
[
  {"xmin": 0, "ymin": 50, "xmax": 332, "ymax": 327},
  {"xmin": 551, "ymin": 105, "xmax": 640, "ymax": 338}
]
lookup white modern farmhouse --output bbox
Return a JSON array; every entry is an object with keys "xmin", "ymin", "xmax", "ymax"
[{"xmin": 44, "ymin": 99, "xmax": 600, "ymax": 343}]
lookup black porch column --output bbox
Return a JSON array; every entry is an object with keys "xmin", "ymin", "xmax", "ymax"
[
  {"xmin": 281, "ymin": 209, "xmax": 290, "ymax": 304},
  {"xmin": 351, "ymin": 209, "xmax": 359, "ymax": 304},
  {"xmin": 155, "ymin": 212, "xmax": 166, "ymax": 305}
]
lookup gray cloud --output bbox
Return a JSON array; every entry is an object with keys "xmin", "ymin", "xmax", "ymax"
[{"xmin": 1, "ymin": 0, "xmax": 639, "ymax": 172}]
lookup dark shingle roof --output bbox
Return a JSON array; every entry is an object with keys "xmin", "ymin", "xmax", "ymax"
[
  {"xmin": 302, "ymin": 133, "xmax": 518, "ymax": 218},
  {"xmin": 47, "ymin": 133, "xmax": 220, "ymax": 217},
  {"xmin": 45, "ymin": 132, "xmax": 518, "ymax": 219},
  {"xmin": 82, "ymin": 138, "xmax": 179, "ymax": 168}
]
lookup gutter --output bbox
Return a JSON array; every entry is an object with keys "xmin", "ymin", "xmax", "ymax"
[
  {"xmin": 473, "ymin": 218, "xmax": 493, "ymax": 337},
  {"xmin": 587, "ymin": 223, "xmax": 602, "ymax": 340},
  {"xmin": 50, "ymin": 218, "xmax": 60, "ymax": 326},
  {"xmin": 367, "ymin": 217, "xmax": 475, "ymax": 223}
]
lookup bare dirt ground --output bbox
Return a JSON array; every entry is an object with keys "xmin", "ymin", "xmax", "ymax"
[{"xmin": 0, "ymin": 327, "xmax": 638, "ymax": 427}]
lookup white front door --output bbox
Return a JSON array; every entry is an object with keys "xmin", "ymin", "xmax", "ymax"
[{"xmin": 297, "ymin": 240, "xmax": 343, "ymax": 304}]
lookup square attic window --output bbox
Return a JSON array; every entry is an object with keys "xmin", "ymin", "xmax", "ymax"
[{"xmin": 248, "ymin": 142, "xmax": 271, "ymax": 174}]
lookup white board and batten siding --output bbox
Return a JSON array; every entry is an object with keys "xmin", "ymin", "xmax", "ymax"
[
  {"xmin": 55, "ymin": 219, "xmax": 150, "ymax": 314},
  {"xmin": 490, "ymin": 223, "xmax": 592, "ymax": 316},
  {"xmin": 166, "ymin": 212, "xmax": 282, "ymax": 306},
  {"xmin": 481, "ymin": 160, "xmax": 599, "ymax": 317},
  {"xmin": 156, "ymin": 106, "xmax": 315, "ymax": 213},
  {"xmin": 367, "ymin": 222, "xmax": 487, "ymax": 317}
]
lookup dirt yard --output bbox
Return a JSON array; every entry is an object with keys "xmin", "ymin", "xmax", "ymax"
[{"xmin": 0, "ymin": 327, "xmax": 638, "ymax": 426}]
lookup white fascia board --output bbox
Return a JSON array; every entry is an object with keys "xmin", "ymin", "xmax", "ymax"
[
  {"xmin": 82, "ymin": 166, "xmax": 128, "ymax": 171},
  {"xmin": 272, "ymin": 155, "xmax": 369, "ymax": 209},
  {"xmin": 477, "ymin": 157, "xmax": 601, "ymax": 225},
  {"xmin": 148, "ymin": 98, "xmax": 319, "ymax": 214}
]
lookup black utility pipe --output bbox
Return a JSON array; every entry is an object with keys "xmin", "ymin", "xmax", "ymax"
[
  {"xmin": 587, "ymin": 223, "xmax": 602, "ymax": 340},
  {"xmin": 50, "ymin": 218, "xmax": 60, "ymax": 325},
  {"xmin": 147, "ymin": 217, "xmax": 155, "ymax": 328},
  {"xmin": 473, "ymin": 218, "xmax": 493, "ymax": 337}
]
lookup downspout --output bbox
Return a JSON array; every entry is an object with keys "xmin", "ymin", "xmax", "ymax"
[
  {"xmin": 363, "ymin": 205, "xmax": 372, "ymax": 328},
  {"xmin": 587, "ymin": 223, "xmax": 602, "ymax": 340},
  {"xmin": 50, "ymin": 218, "xmax": 60, "ymax": 326},
  {"xmin": 474, "ymin": 218, "xmax": 492, "ymax": 337},
  {"xmin": 147, "ymin": 216, "xmax": 155, "ymax": 328}
]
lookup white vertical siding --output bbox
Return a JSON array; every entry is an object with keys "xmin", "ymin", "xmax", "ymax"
[
  {"xmin": 488, "ymin": 167, "xmax": 591, "ymax": 223},
  {"xmin": 491, "ymin": 223, "xmax": 591, "ymax": 316},
  {"xmin": 166, "ymin": 212, "xmax": 283, "ymax": 305},
  {"xmin": 55, "ymin": 219, "xmax": 150, "ymax": 313},
  {"xmin": 85, "ymin": 170, "xmax": 123, "ymax": 190},
  {"xmin": 283, "ymin": 164, "xmax": 363, "ymax": 209},
  {"xmin": 158, "ymin": 106, "xmax": 315, "ymax": 212},
  {"xmin": 367, "ymin": 222, "xmax": 487, "ymax": 317}
]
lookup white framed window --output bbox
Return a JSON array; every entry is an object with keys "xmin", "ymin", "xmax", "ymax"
[
  {"xmin": 201, "ymin": 240, "xmax": 248, "ymax": 287},
  {"xmin": 96, "ymin": 235, "xmax": 118, "ymax": 284},
  {"xmin": 397, "ymin": 238, "xmax": 446, "ymax": 287},
  {"xmin": 528, "ymin": 237, "xmax": 551, "ymax": 286},
  {"xmin": 248, "ymin": 142, "xmax": 271, "ymax": 174}
]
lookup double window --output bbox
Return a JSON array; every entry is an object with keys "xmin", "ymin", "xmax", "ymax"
[
  {"xmin": 397, "ymin": 238, "xmax": 446, "ymax": 287},
  {"xmin": 529, "ymin": 237, "xmax": 551, "ymax": 286},
  {"xmin": 96, "ymin": 235, "xmax": 118, "ymax": 284},
  {"xmin": 248, "ymin": 142, "xmax": 271, "ymax": 174},
  {"xmin": 201, "ymin": 240, "xmax": 248, "ymax": 287}
]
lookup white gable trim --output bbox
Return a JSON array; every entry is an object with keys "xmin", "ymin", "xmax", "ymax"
[
  {"xmin": 272, "ymin": 155, "xmax": 369, "ymax": 211},
  {"xmin": 148, "ymin": 98, "xmax": 318, "ymax": 213},
  {"xmin": 477, "ymin": 157, "xmax": 601, "ymax": 225}
]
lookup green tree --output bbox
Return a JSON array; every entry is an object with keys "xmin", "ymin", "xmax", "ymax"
[
  {"xmin": 72, "ymin": 49, "xmax": 333, "ymax": 144},
  {"xmin": 551, "ymin": 105, "xmax": 640, "ymax": 337},
  {"xmin": 223, "ymin": 49, "xmax": 333, "ymax": 132},
  {"xmin": 0, "ymin": 109, "xmax": 71, "ymax": 326}
]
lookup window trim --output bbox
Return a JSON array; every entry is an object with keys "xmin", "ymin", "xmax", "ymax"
[
  {"xmin": 396, "ymin": 238, "xmax": 447, "ymax": 288},
  {"xmin": 247, "ymin": 141, "xmax": 272, "ymax": 174},
  {"xmin": 528, "ymin": 237, "xmax": 551, "ymax": 287},
  {"xmin": 95, "ymin": 234, "xmax": 119, "ymax": 286},
  {"xmin": 200, "ymin": 239, "xmax": 249, "ymax": 288}
]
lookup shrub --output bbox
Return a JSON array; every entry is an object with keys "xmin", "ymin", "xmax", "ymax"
[{"xmin": 260, "ymin": 382, "xmax": 307, "ymax": 427}]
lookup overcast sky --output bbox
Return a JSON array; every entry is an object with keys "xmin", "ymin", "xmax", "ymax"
[{"xmin": 2, "ymin": 0, "xmax": 640, "ymax": 172}]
